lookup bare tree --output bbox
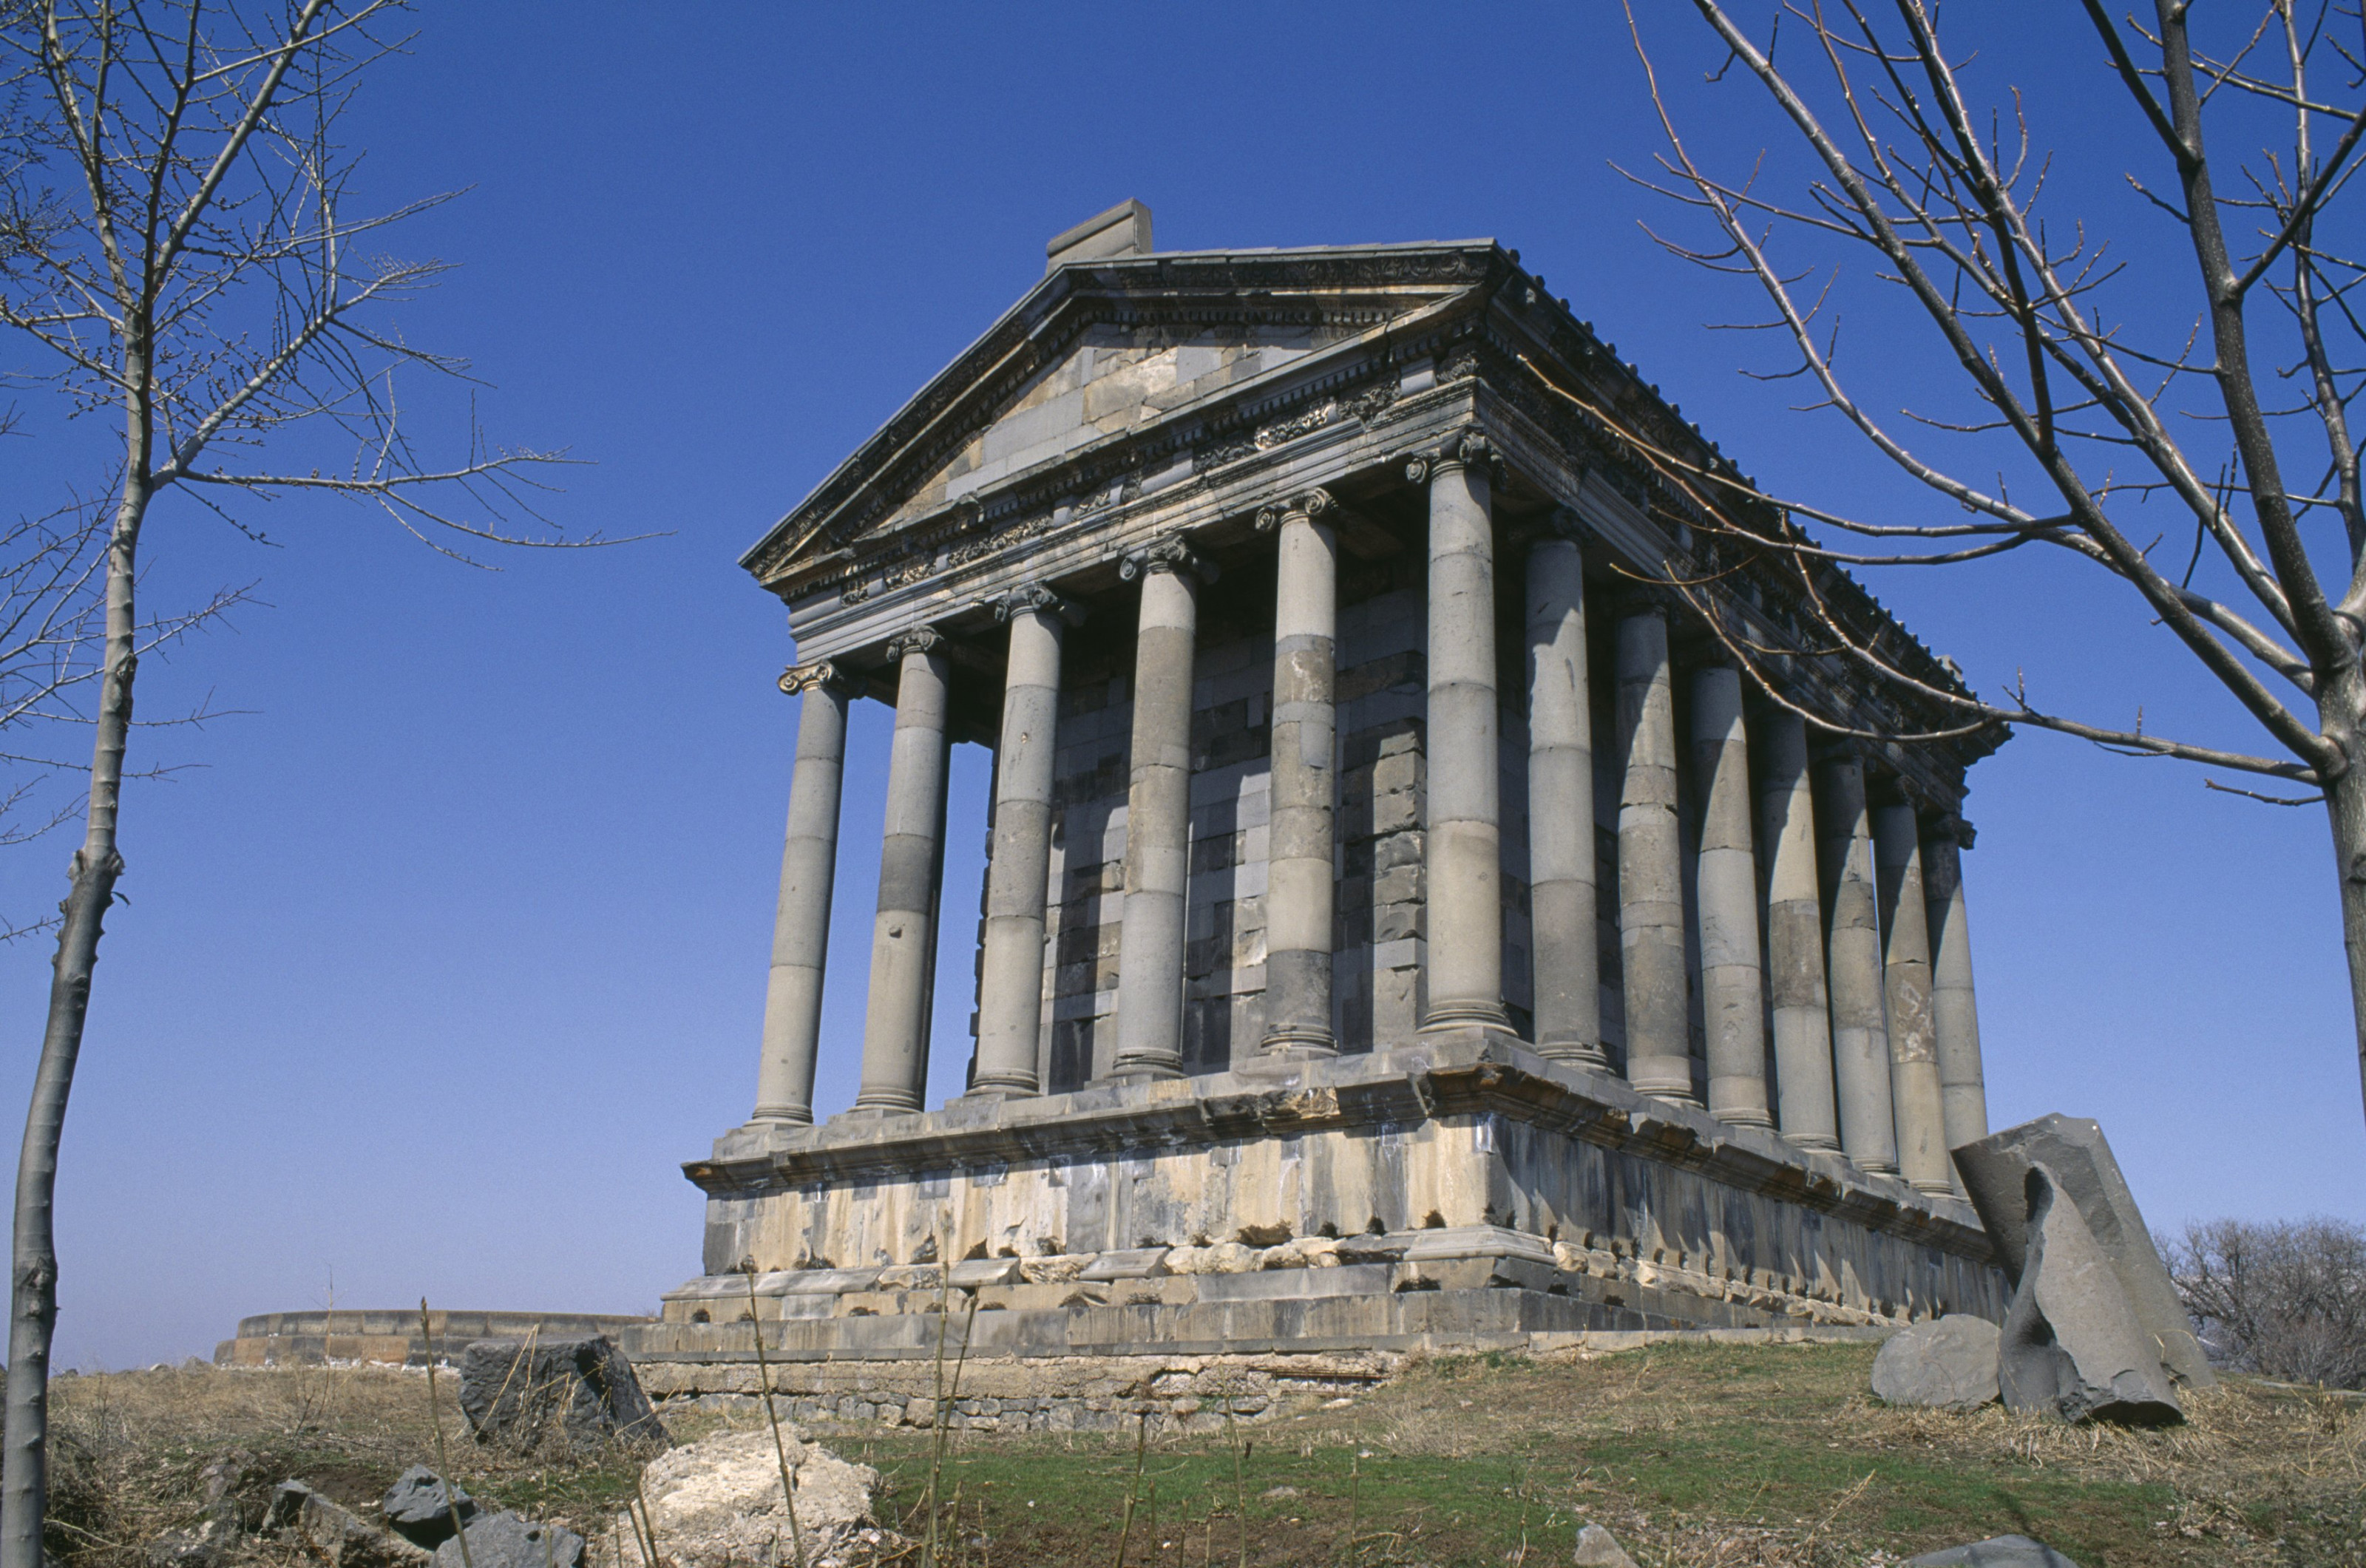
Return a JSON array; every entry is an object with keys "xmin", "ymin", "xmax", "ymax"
[
  {"xmin": 0, "ymin": 4, "xmax": 591, "ymax": 1561},
  {"xmin": 1612, "ymin": 1, "xmax": 2366, "ymax": 1126},
  {"xmin": 2166, "ymin": 1216, "xmax": 2366, "ymax": 1387}
]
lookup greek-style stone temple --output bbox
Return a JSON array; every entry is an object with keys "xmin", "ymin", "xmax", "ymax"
[{"xmin": 624, "ymin": 204, "xmax": 2010, "ymax": 1411}]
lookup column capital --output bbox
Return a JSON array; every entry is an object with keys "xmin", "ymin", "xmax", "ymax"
[
  {"xmin": 992, "ymin": 583, "xmax": 1085, "ymax": 625},
  {"xmin": 1403, "ymin": 426, "xmax": 1503, "ymax": 486},
  {"xmin": 1919, "ymin": 810, "xmax": 1976, "ymax": 849},
  {"xmin": 1614, "ymin": 583, "xmax": 1675, "ymax": 620},
  {"xmin": 1120, "ymin": 534, "xmax": 1218, "ymax": 583},
  {"xmin": 1254, "ymin": 486, "xmax": 1337, "ymax": 532},
  {"xmin": 884, "ymin": 624, "xmax": 948, "ymax": 662},
  {"xmin": 779, "ymin": 659, "xmax": 853, "ymax": 698},
  {"xmin": 1545, "ymin": 504, "xmax": 1587, "ymax": 540}
]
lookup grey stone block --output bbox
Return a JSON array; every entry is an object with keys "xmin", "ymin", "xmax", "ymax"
[
  {"xmin": 458, "ymin": 1335, "xmax": 668, "ymax": 1453},
  {"xmin": 1079, "ymin": 1248, "xmax": 1170, "ymax": 1280},
  {"xmin": 1999, "ymin": 1169, "xmax": 2180, "ymax": 1425},
  {"xmin": 1953, "ymin": 1113, "xmax": 2210, "ymax": 1387},
  {"xmin": 1905, "ymin": 1536, "xmax": 2081, "ymax": 1567},
  {"xmin": 430, "ymin": 1513, "xmax": 584, "ymax": 1568},
  {"xmin": 949, "ymin": 1258, "xmax": 1023, "ymax": 1288},
  {"xmin": 269, "ymin": 1481, "xmax": 427, "ymax": 1565},
  {"xmin": 776, "ymin": 1268, "xmax": 884, "ymax": 1295},
  {"xmin": 1871, "ymin": 1315, "xmax": 2000, "ymax": 1410},
  {"xmin": 1195, "ymin": 1264, "xmax": 1391, "ymax": 1302},
  {"xmin": 380, "ymin": 1466, "xmax": 474, "ymax": 1547}
]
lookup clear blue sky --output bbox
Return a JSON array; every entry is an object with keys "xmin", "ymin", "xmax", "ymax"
[{"xmin": 4, "ymin": 3, "xmax": 2359, "ymax": 1370}]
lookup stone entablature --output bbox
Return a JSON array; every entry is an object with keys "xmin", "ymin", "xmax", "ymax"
[{"xmin": 699, "ymin": 209, "xmax": 2010, "ymax": 1362}]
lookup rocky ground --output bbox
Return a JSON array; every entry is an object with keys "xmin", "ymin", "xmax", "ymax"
[{"xmin": 39, "ymin": 1342, "xmax": 2366, "ymax": 1567}]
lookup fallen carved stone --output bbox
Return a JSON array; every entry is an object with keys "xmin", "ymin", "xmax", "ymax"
[
  {"xmin": 1953, "ymin": 1113, "xmax": 2211, "ymax": 1388},
  {"xmin": 1998, "ymin": 1164, "xmax": 2182, "ymax": 1425},
  {"xmin": 458, "ymin": 1334, "xmax": 667, "ymax": 1453},
  {"xmin": 1871, "ymin": 1314, "xmax": 2001, "ymax": 1410},
  {"xmin": 1905, "ymin": 1535, "xmax": 2082, "ymax": 1567}
]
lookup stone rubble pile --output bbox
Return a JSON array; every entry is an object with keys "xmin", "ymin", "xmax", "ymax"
[{"xmin": 1871, "ymin": 1113, "xmax": 2210, "ymax": 1426}]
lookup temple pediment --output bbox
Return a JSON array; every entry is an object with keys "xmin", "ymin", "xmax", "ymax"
[{"xmin": 739, "ymin": 241, "xmax": 1502, "ymax": 600}]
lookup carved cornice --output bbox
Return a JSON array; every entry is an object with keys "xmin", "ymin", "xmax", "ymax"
[
  {"xmin": 778, "ymin": 660, "xmax": 852, "ymax": 698},
  {"xmin": 884, "ymin": 625, "xmax": 947, "ymax": 662},
  {"xmin": 992, "ymin": 583, "xmax": 1085, "ymax": 625},
  {"xmin": 1120, "ymin": 534, "xmax": 1218, "ymax": 583},
  {"xmin": 1254, "ymin": 487, "xmax": 1338, "ymax": 532}
]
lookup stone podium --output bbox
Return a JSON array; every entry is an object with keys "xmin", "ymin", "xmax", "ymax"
[{"xmin": 621, "ymin": 205, "xmax": 2008, "ymax": 1423}]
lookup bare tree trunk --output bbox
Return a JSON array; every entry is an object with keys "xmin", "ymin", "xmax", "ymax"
[
  {"xmin": 3, "ymin": 458, "xmax": 142, "ymax": 1568},
  {"xmin": 2321, "ymin": 668, "xmax": 2366, "ymax": 1131}
]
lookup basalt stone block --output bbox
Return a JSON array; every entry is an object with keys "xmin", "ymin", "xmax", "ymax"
[
  {"xmin": 429, "ymin": 1513, "xmax": 583, "ymax": 1568},
  {"xmin": 1905, "ymin": 1536, "xmax": 2082, "ymax": 1567},
  {"xmin": 1871, "ymin": 1314, "xmax": 2001, "ymax": 1410},
  {"xmin": 1998, "ymin": 1168, "xmax": 2181, "ymax": 1425},
  {"xmin": 380, "ymin": 1466, "xmax": 474, "ymax": 1547},
  {"xmin": 458, "ymin": 1335, "xmax": 667, "ymax": 1453},
  {"xmin": 1953, "ymin": 1114, "xmax": 2211, "ymax": 1388}
]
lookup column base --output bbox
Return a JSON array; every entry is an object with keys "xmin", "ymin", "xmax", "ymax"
[
  {"xmin": 835, "ymin": 1098, "xmax": 921, "ymax": 1122},
  {"xmin": 1420, "ymin": 1002, "xmax": 1514, "ymax": 1036},
  {"xmin": 1259, "ymin": 1028, "xmax": 1338, "ymax": 1059},
  {"xmin": 749, "ymin": 1105, "xmax": 815, "ymax": 1127},
  {"xmin": 1718, "ymin": 1110, "xmax": 1777, "ymax": 1130},
  {"xmin": 1855, "ymin": 1158, "xmax": 1901, "ymax": 1177},
  {"xmin": 960, "ymin": 1076, "xmax": 1040, "ymax": 1102},
  {"xmin": 1910, "ymin": 1178, "xmax": 1958, "ymax": 1197},
  {"xmin": 1783, "ymin": 1134, "xmax": 1843, "ymax": 1153},
  {"xmin": 1105, "ymin": 1059, "xmax": 1184, "ymax": 1084},
  {"xmin": 1536, "ymin": 1042, "xmax": 1611, "ymax": 1072}
]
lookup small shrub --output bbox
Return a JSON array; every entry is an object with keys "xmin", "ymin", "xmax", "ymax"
[{"xmin": 2163, "ymin": 1215, "xmax": 2366, "ymax": 1389}]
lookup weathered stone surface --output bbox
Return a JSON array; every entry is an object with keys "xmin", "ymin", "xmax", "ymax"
[
  {"xmin": 592, "ymin": 1427, "xmax": 879, "ymax": 1568},
  {"xmin": 268, "ymin": 1482, "xmax": 427, "ymax": 1567},
  {"xmin": 1905, "ymin": 1535, "xmax": 2082, "ymax": 1567},
  {"xmin": 1953, "ymin": 1114, "xmax": 2211, "ymax": 1388},
  {"xmin": 1572, "ymin": 1523, "xmax": 1641, "ymax": 1567},
  {"xmin": 1998, "ymin": 1169, "xmax": 2181, "ymax": 1425},
  {"xmin": 379, "ymin": 1467, "xmax": 473, "ymax": 1547},
  {"xmin": 430, "ymin": 1513, "xmax": 583, "ymax": 1568},
  {"xmin": 1871, "ymin": 1314, "xmax": 2001, "ymax": 1410},
  {"xmin": 458, "ymin": 1335, "xmax": 667, "ymax": 1453}
]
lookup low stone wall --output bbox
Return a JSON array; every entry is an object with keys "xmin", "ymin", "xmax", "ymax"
[{"xmin": 214, "ymin": 1309, "xmax": 655, "ymax": 1368}]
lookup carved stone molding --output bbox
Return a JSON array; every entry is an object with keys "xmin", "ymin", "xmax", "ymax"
[
  {"xmin": 884, "ymin": 625, "xmax": 947, "ymax": 662},
  {"xmin": 1920, "ymin": 810, "xmax": 1977, "ymax": 849},
  {"xmin": 992, "ymin": 583, "xmax": 1085, "ymax": 625},
  {"xmin": 1119, "ymin": 534, "xmax": 1218, "ymax": 583},
  {"xmin": 778, "ymin": 659, "xmax": 852, "ymax": 698},
  {"xmin": 1254, "ymin": 487, "xmax": 1338, "ymax": 533}
]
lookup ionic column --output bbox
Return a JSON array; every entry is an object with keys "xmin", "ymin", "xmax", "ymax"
[
  {"xmin": 852, "ymin": 627, "xmax": 952, "ymax": 1115},
  {"xmin": 1109, "ymin": 535, "xmax": 1210, "ymax": 1080},
  {"xmin": 1922, "ymin": 815, "xmax": 1991, "ymax": 1158},
  {"xmin": 1813, "ymin": 747, "xmax": 1899, "ymax": 1173},
  {"xmin": 1691, "ymin": 664, "xmax": 1772, "ymax": 1126},
  {"xmin": 752, "ymin": 660, "xmax": 852, "ymax": 1124},
  {"xmin": 1413, "ymin": 431, "xmax": 1511, "ymax": 1035},
  {"xmin": 970, "ymin": 586, "xmax": 1077, "ymax": 1098},
  {"xmin": 1616, "ymin": 600, "xmax": 1693, "ymax": 1102},
  {"xmin": 1873, "ymin": 799, "xmax": 1952, "ymax": 1193},
  {"xmin": 1259, "ymin": 490, "xmax": 1339, "ymax": 1057},
  {"xmin": 1754, "ymin": 706, "xmax": 1840, "ymax": 1150},
  {"xmin": 1525, "ymin": 517, "xmax": 1602, "ymax": 1065}
]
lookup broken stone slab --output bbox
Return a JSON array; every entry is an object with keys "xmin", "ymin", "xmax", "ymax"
[
  {"xmin": 1871, "ymin": 1314, "xmax": 2001, "ymax": 1410},
  {"xmin": 1905, "ymin": 1535, "xmax": 2082, "ymax": 1567},
  {"xmin": 1999, "ymin": 1167, "xmax": 2181, "ymax": 1425},
  {"xmin": 458, "ymin": 1334, "xmax": 668, "ymax": 1454},
  {"xmin": 379, "ymin": 1466, "xmax": 474, "ymax": 1548},
  {"xmin": 1572, "ymin": 1522, "xmax": 1641, "ymax": 1567},
  {"xmin": 1953, "ymin": 1114, "xmax": 2212, "ymax": 1388},
  {"xmin": 609, "ymin": 1426, "xmax": 881, "ymax": 1568},
  {"xmin": 268, "ymin": 1481, "xmax": 429, "ymax": 1567},
  {"xmin": 430, "ymin": 1513, "xmax": 583, "ymax": 1568}
]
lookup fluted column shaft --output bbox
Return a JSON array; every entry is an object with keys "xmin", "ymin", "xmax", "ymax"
[
  {"xmin": 1874, "ymin": 802, "xmax": 1951, "ymax": 1192},
  {"xmin": 971, "ymin": 590, "xmax": 1073, "ymax": 1097},
  {"xmin": 1616, "ymin": 604, "xmax": 1693, "ymax": 1101},
  {"xmin": 1525, "ymin": 529, "xmax": 1602, "ymax": 1065},
  {"xmin": 854, "ymin": 630, "xmax": 954, "ymax": 1114},
  {"xmin": 1110, "ymin": 538, "xmax": 1204, "ymax": 1079},
  {"xmin": 1755, "ymin": 707, "xmax": 1840, "ymax": 1150},
  {"xmin": 1922, "ymin": 821, "xmax": 1991, "ymax": 1156},
  {"xmin": 1814, "ymin": 750, "xmax": 1899, "ymax": 1172},
  {"xmin": 1691, "ymin": 665, "xmax": 1771, "ymax": 1126},
  {"xmin": 753, "ymin": 662, "xmax": 851, "ymax": 1124},
  {"xmin": 1261, "ymin": 493, "xmax": 1339, "ymax": 1056},
  {"xmin": 1418, "ymin": 434, "xmax": 1511, "ymax": 1034}
]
